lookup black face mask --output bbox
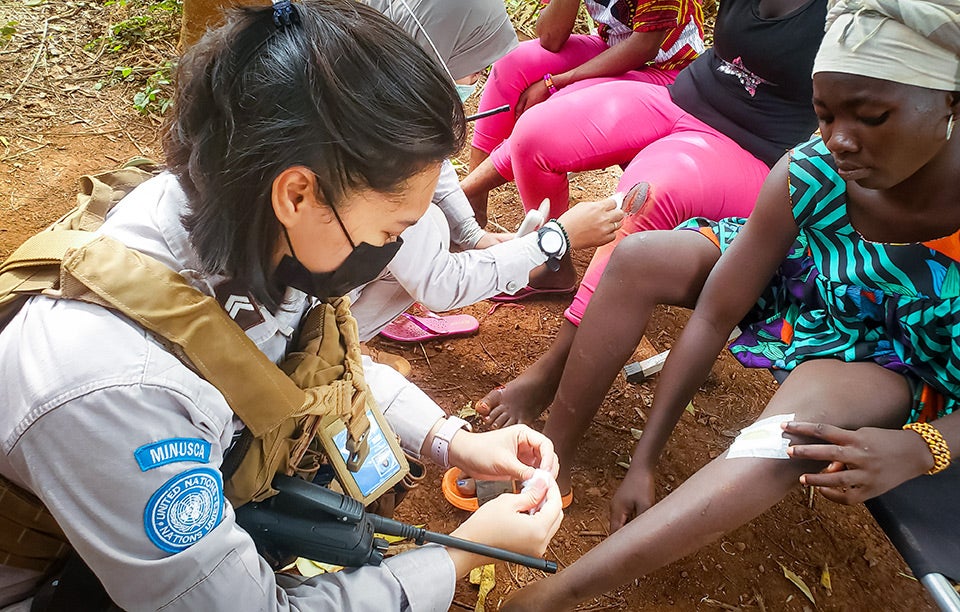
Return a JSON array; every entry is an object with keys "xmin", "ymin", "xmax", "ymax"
[{"xmin": 274, "ymin": 206, "xmax": 403, "ymax": 300}]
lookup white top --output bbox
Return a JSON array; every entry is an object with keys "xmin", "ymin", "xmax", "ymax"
[
  {"xmin": 0, "ymin": 173, "xmax": 454, "ymax": 611},
  {"xmin": 434, "ymin": 159, "xmax": 486, "ymax": 249},
  {"xmin": 351, "ymin": 160, "xmax": 547, "ymax": 341}
]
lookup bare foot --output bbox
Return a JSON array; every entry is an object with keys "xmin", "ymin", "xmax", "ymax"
[
  {"xmin": 476, "ymin": 368, "xmax": 558, "ymax": 428},
  {"xmin": 476, "ymin": 323, "xmax": 576, "ymax": 428},
  {"xmin": 526, "ymin": 257, "xmax": 577, "ymax": 291}
]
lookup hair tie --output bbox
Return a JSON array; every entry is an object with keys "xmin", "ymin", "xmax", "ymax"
[{"xmin": 272, "ymin": 0, "xmax": 299, "ymax": 28}]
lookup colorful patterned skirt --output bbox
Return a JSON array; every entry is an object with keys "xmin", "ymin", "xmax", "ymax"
[{"xmin": 678, "ymin": 217, "xmax": 954, "ymax": 424}]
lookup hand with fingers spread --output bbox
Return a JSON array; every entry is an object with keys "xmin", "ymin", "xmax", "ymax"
[
  {"xmin": 557, "ymin": 196, "xmax": 626, "ymax": 250},
  {"xmin": 448, "ymin": 423, "xmax": 559, "ymax": 483},
  {"xmin": 783, "ymin": 421, "xmax": 936, "ymax": 504}
]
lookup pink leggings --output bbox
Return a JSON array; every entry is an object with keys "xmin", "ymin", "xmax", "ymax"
[
  {"xmin": 472, "ymin": 36, "xmax": 679, "ymax": 220},
  {"xmin": 562, "ymin": 85, "xmax": 771, "ymax": 325}
]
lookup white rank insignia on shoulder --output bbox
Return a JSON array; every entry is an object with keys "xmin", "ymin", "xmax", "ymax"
[{"xmin": 144, "ymin": 467, "xmax": 224, "ymax": 553}]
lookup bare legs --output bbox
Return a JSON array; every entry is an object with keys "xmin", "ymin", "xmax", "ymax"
[
  {"xmin": 469, "ymin": 145, "xmax": 489, "ymax": 172},
  {"xmin": 503, "ymin": 360, "xmax": 912, "ymax": 611},
  {"xmin": 477, "ymin": 231, "xmax": 718, "ymax": 461},
  {"xmin": 525, "ymin": 257, "xmax": 578, "ymax": 292},
  {"xmin": 461, "ymin": 156, "xmax": 508, "ymax": 228},
  {"xmin": 543, "ymin": 230, "xmax": 719, "ymax": 491},
  {"xmin": 462, "ymin": 152, "xmax": 577, "ymax": 290}
]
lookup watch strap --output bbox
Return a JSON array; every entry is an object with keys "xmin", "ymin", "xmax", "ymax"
[{"xmin": 430, "ymin": 416, "xmax": 472, "ymax": 468}]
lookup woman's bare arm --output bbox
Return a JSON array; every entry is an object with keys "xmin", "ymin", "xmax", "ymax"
[
  {"xmin": 613, "ymin": 154, "xmax": 802, "ymax": 528},
  {"xmin": 536, "ymin": 0, "xmax": 580, "ymax": 51}
]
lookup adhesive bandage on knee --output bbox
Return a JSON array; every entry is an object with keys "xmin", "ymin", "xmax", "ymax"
[{"xmin": 726, "ymin": 413, "xmax": 795, "ymax": 460}]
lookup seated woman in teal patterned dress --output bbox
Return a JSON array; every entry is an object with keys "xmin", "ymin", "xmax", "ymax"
[{"xmin": 501, "ymin": 1, "xmax": 960, "ymax": 609}]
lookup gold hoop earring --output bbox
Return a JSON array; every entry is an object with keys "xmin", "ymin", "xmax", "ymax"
[{"xmin": 948, "ymin": 114, "xmax": 955, "ymax": 141}]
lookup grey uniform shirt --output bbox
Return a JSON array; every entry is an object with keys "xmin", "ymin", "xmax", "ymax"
[{"xmin": 0, "ymin": 174, "xmax": 455, "ymax": 611}]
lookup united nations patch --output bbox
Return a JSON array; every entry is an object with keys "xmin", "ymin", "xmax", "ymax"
[{"xmin": 144, "ymin": 467, "xmax": 224, "ymax": 553}]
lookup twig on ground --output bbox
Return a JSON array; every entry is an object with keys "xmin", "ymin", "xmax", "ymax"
[
  {"xmin": 507, "ymin": 563, "xmax": 523, "ymax": 589},
  {"xmin": 595, "ymin": 419, "xmax": 634, "ymax": 435},
  {"xmin": 16, "ymin": 133, "xmax": 43, "ymax": 144},
  {"xmin": 754, "ymin": 588, "xmax": 767, "ymax": 612},
  {"xmin": 1, "ymin": 143, "xmax": 48, "ymax": 163},
  {"xmin": 488, "ymin": 219, "xmax": 509, "ymax": 233},
  {"xmin": 576, "ymin": 595, "xmax": 627, "ymax": 612},
  {"xmin": 1, "ymin": 18, "xmax": 49, "ymax": 110},
  {"xmin": 576, "ymin": 604, "xmax": 620, "ymax": 612},
  {"xmin": 107, "ymin": 107, "xmax": 147, "ymax": 157},
  {"xmin": 449, "ymin": 599, "xmax": 473, "ymax": 610},
  {"xmin": 478, "ymin": 340, "xmax": 500, "ymax": 368},
  {"xmin": 422, "ymin": 385, "xmax": 463, "ymax": 393},
  {"xmin": 418, "ymin": 342, "xmax": 432, "ymax": 372},
  {"xmin": 699, "ymin": 596, "xmax": 743, "ymax": 611},
  {"xmin": 760, "ymin": 532, "xmax": 817, "ymax": 568},
  {"xmin": 83, "ymin": 37, "xmax": 107, "ymax": 68},
  {"xmin": 547, "ymin": 543, "xmax": 566, "ymax": 569},
  {"xmin": 43, "ymin": 129, "xmax": 123, "ymax": 137}
]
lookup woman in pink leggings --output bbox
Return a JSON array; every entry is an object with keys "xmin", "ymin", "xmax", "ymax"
[
  {"xmin": 475, "ymin": 0, "xmax": 830, "ymax": 428},
  {"xmin": 463, "ymin": 0, "xmax": 705, "ymax": 226},
  {"xmin": 564, "ymin": 82, "xmax": 770, "ymax": 324}
]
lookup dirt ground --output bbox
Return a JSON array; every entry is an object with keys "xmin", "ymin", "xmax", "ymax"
[{"xmin": 0, "ymin": 1, "xmax": 936, "ymax": 610}]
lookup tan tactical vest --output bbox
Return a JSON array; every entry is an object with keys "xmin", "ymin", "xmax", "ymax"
[{"xmin": 0, "ymin": 165, "xmax": 406, "ymax": 573}]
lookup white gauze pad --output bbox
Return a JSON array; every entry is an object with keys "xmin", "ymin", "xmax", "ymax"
[
  {"xmin": 520, "ymin": 468, "xmax": 555, "ymax": 515},
  {"xmin": 726, "ymin": 413, "xmax": 795, "ymax": 460}
]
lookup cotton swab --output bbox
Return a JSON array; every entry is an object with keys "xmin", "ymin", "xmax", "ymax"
[{"xmin": 516, "ymin": 198, "xmax": 551, "ymax": 236}]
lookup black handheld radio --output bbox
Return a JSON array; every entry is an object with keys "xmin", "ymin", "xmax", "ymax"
[{"xmin": 236, "ymin": 474, "xmax": 558, "ymax": 573}]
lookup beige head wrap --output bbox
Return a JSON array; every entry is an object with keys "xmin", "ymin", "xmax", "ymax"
[{"xmin": 812, "ymin": 0, "xmax": 960, "ymax": 91}]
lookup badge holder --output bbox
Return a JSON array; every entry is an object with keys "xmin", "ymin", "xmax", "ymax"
[{"xmin": 318, "ymin": 404, "xmax": 409, "ymax": 506}]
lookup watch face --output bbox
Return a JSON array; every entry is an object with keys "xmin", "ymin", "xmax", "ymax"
[{"xmin": 540, "ymin": 230, "xmax": 564, "ymax": 254}]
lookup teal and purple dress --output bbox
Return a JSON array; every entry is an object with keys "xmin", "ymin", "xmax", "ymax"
[{"xmin": 679, "ymin": 137, "xmax": 960, "ymax": 424}]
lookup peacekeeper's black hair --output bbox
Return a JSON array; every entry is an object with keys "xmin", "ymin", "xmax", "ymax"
[{"xmin": 164, "ymin": 0, "xmax": 465, "ymax": 310}]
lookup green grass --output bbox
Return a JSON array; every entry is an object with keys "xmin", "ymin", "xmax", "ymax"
[{"xmin": 87, "ymin": 0, "xmax": 181, "ymax": 116}]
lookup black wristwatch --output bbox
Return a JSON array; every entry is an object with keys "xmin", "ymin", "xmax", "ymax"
[{"xmin": 537, "ymin": 220, "xmax": 569, "ymax": 272}]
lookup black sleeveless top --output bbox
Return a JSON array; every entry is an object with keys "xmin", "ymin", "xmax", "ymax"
[{"xmin": 668, "ymin": 0, "xmax": 827, "ymax": 166}]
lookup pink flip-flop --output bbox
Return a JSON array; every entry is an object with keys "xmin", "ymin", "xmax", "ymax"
[
  {"xmin": 379, "ymin": 312, "xmax": 479, "ymax": 342},
  {"xmin": 488, "ymin": 284, "xmax": 576, "ymax": 303}
]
